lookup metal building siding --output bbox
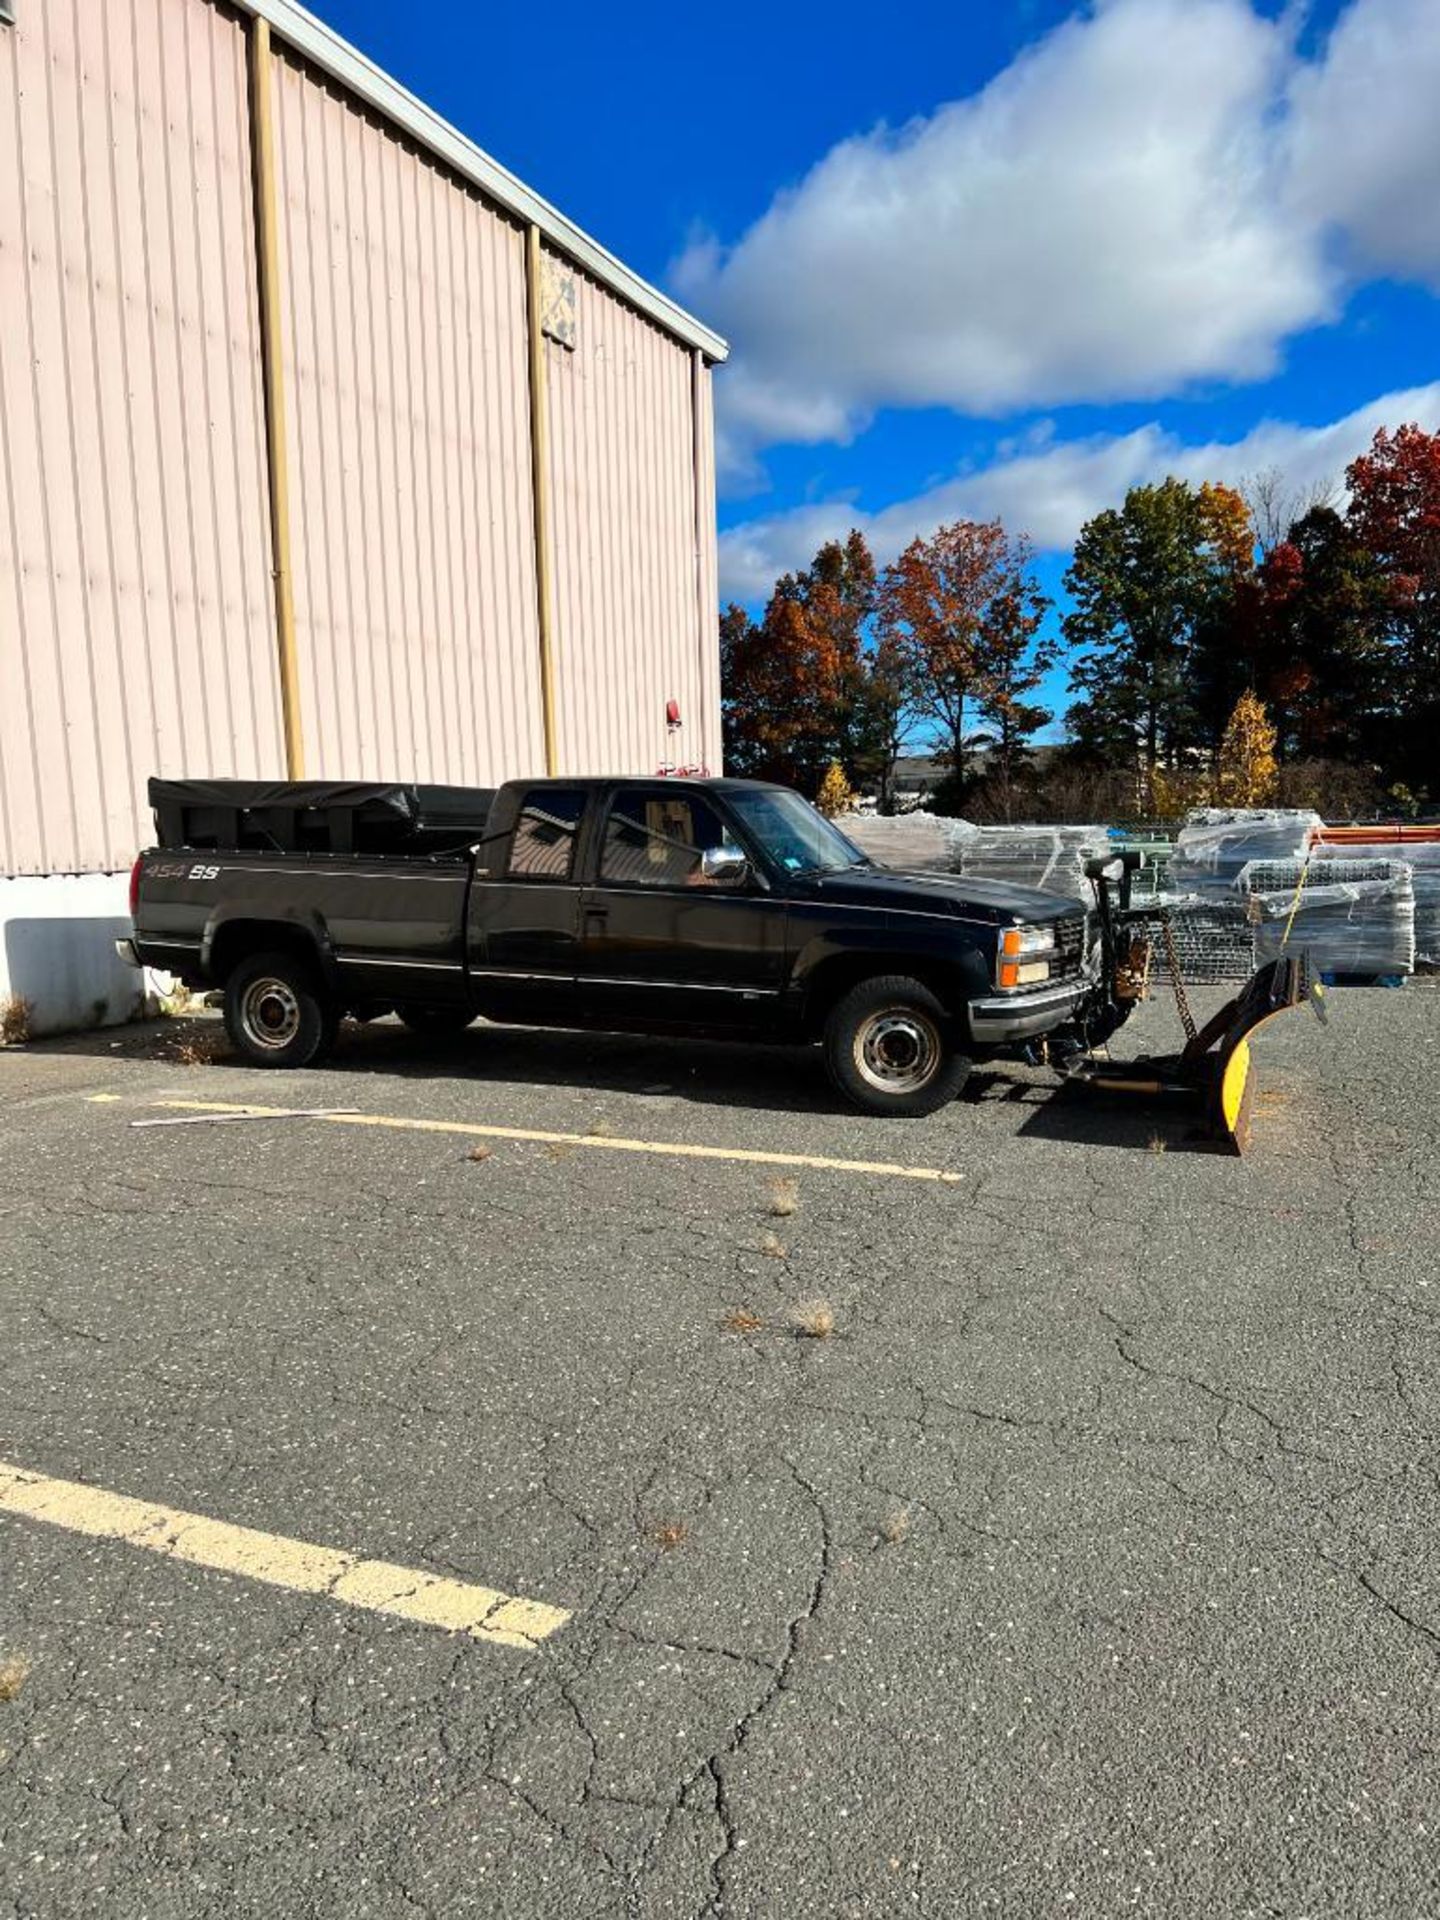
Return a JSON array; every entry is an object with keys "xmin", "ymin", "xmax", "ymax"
[
  {"xmin": 544, "ymin": 256, "xmax": 711, "ymax": 777},
  {"xmin": 269, "ymin": 49, "xmax": 545, "ymax": 786},
  {"xmin": 0, "ymin": 0, "xmax": 282, "ymax": 876},
  {"xmin": 692, "ymin": 356, "xmax": 722, "ymax": 772}
]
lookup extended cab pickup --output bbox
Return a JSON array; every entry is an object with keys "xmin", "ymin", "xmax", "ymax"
[{"xmin": 123, "ymin": 775, "xmax": 1102, "ymax": 1116}]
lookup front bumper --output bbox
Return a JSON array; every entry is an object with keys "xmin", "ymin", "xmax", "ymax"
[{"xmin": 966, "ymin": 975, "xmax": 1091, "ymax": 1044}]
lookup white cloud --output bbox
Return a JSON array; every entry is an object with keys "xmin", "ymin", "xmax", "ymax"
[
  {"xmin": 682, "ymin": 0, "xmax": 1440, "ymax": 482},
  {"xmin": 1287, "ymin": 0, "xmax": 1440, "ymax": 285},
  {"xmin": 717, "ymin": 383, "xmax": 1440, "ymax": 601}
]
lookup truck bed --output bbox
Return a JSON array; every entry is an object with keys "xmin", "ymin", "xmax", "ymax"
[{"xmin": 135, "ymin": 847, "xmax": 471, "ymax": 1007}]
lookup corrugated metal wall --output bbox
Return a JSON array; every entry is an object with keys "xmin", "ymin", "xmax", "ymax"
[
  {"xmin": 0, "ymin": 0, "xmax": 283, "ymax": 875},
  {"xmin": 692, "ymin": 356, "xmax": 721, "ymax": 772},
  {"xmin": 545, "ymin": 256, "xmax": 721, "ymax": 777},
  {"xmin": 269, "ymin": 49, "xmax": 546, "ymax": 786},
  {"xmin": 0, "ymin": 0, "xmax": 723, "ymax": 879}
]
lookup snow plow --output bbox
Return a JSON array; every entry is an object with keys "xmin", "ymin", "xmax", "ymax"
[{"xmin": 1058, "ymin": 852, "xmax": 1327, "ymax": 1154}]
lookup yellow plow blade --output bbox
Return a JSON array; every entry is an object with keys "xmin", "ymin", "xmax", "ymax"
[{"xmin": 1195, "ymin": 957, "xmax": 1326, "ymax": 1154}]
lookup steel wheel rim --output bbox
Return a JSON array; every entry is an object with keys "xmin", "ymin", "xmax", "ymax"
[
  {"xmin": 854, "ymin": 1007, "xmax": 941, "ymax": 1094},
  {"xmin": 240, "ymin": 977, "xmax": 301, "ymax": 1051}
]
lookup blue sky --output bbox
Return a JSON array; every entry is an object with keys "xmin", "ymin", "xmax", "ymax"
[{"xmin": 316, "ymin": 0, "xmax": 1439, "ymax": 731}]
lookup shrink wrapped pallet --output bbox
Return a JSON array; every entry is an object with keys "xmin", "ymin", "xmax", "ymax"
[
  {"xmin": 945, "ymin": 823, "xmax": 1110, "ymax": 901},
  {"xmin": 839, "ymin": 815, "xmax": 1108, "ymax": 900},
  {"xmin": 837, "ymin": 812, "xmax": 951, "ymax": 871},
  {"xmin": 1310, "ymin": 839, "xmax": 1440, "ymax": 970},
  {"xmin": 1169, "ymin": 809, "xmax": 1321, "ymax": 898},
  {"xmin": 1240, "ymin": 858, "xmax": 1415, "ymax": 977}
]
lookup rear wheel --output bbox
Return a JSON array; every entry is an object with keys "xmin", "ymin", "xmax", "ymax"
[
  {"xmin": 397, "ymin": 1004, "xmax": 476, "ymax": 1037},
  {"xmin": 823, "ymin": 974, "xmax": 969, "ymax": 1117},
  {"xmin": 223, "ymin": 950, "xmax": 338, "ymax": 1069}
]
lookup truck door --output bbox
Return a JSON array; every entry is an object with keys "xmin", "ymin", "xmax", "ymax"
[
  {"xmin": 578, "ymin": 787, "xmax": 788, "ymax": 1029},
  {"xmin": 466, "ymin": 786, "xmax": 587, "ymax": 1019}
]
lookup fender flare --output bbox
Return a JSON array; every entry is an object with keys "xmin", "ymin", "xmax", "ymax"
[{"xmin": 201, "ymin": 908, "xmax": 340, "ymax": 993}]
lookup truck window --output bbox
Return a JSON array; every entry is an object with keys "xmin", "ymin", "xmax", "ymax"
[
  {"xmin": 506, "ymin": 789, "xmax": 585, "ymax": 879},
  {"xmin": 726, "ymin": 788, "xmax": 869, "ymax": 875},
  {"xmin": 600, "ymin": 792, "xmax": 738, "ymax": 889}
]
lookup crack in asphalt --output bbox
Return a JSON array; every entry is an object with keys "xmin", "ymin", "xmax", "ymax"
[{"xmin": 6, "ymin": 999, "xmax": 1440, "ymax": 1914}]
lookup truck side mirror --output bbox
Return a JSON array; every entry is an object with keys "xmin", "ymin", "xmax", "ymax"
[{"xmin": 700, "ymin": 844, "xmax": 750, "ymax": 886}]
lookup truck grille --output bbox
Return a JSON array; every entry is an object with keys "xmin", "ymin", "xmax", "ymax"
[{"xmin": 1053, "ymin": 914, "xmax": 1087, "ymax": 978}]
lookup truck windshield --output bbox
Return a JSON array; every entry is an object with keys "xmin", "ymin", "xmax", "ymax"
[{"xmin": 726, "ymin": 789, "xmax": 871, "ymax": 876}]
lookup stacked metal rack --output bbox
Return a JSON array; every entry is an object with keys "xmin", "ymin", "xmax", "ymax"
[{"xmin": 1240, "ymin": 857, "xmax": 1415, "ymax": 979}]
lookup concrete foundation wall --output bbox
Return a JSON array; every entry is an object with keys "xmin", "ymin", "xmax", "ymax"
[{"xmin": 0, "ymin": 875, "xmax": 169, "ymax": 1041}]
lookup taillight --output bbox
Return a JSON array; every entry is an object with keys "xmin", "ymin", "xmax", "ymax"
[{"xmin": 128, "ymin": 853, "xmax": 144, "ymax": 922}]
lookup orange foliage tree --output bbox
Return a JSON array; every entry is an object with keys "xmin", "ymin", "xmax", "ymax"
[
  {"xmin": 720, "ymin": 531, "xmax": 905, "ymax": 798},
  {"xmin": 877, "ymin": 520, "xmax": 1050, "ymax": 800}
]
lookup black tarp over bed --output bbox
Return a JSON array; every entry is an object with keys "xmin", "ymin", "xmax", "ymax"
[{"xmin": 147, "ymin": 779, "xmax": 496, "ymax": 858}]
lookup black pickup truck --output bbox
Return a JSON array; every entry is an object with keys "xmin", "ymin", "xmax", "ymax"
[{"xmin": 122, "ymin": 775, "xmax": 1117, "ymax": 1116}]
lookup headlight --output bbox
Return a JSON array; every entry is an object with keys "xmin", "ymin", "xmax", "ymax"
[
  {"xmin": 1002, "ymin": 924, "xmax": 1056, "ymax": 958},
  {"xmin": 996, "ymin": 923, "xmax": 1055, "ymax": 989}
]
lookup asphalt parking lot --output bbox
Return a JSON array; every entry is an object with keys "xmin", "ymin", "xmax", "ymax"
[{"xmin": 2, "ymin": 983, "xmax": 1439, "ymax": 1919}]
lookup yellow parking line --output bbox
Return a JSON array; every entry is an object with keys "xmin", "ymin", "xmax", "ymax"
[
  {"xmin": 0, "ymin": 1459, "xmax": 569, "ymax": 1651},
  {"xmin": 128, "ymin": 1096, "xmax": 966, "ymax": 1184}
]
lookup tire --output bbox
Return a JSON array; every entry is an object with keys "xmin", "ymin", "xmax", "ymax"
[
  {"xmin": 822, "ymin": 974, "xmax": 969, "ymax": 1117},
  {"xmin": 397, "ymin": 1005, "xmax": 476, "ymax": 1037},
  {"xmin": 223, "ymin": 949, "xmax": 338, "ymax": 1069}
]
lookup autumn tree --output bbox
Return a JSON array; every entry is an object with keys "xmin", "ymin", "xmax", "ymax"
[
  {"xmin": 1242, "ymin": 505, "xmax": 1392, "ymax": 761},
  {"xmin": 815, "ymin": 760, "xmax": 857, "ymax": 818},
  {"xmin": 1345, "ymin": 422, "xmax": 1440, "ymax": 794},
  {"xmin": 719, "ymin": 531, "xmax": 883, "ymax": 795},
  {"xmin": 1064, "ymin": 479, "xmax": 1253, "ymax": 801},
  {"xmin": 877, "ymin": 520, "xmax": 1050, "ymax": 799},
  {"xmin": 1214, "ymin": 691, "xmax": 1278, "ymax": 807}
]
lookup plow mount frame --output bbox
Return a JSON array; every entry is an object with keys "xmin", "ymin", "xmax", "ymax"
[{"xmin": 1065, "ymin": 854, "xmax": 1327, "ymax": 1154}]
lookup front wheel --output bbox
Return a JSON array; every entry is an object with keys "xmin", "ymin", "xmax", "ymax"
[
  {"xmin": 223, "ymin": 950, "xmax": 338, "ymax": 1069},
  {"xmin": 823, "ymin": 974, "xmax": 969, "ymax": 1117}
]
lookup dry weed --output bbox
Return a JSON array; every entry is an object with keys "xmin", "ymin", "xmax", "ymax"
[
  {"xmin": 878, "ymin": 1506, "xmax": 911, "ymax": 1546},
  {"xmin": 767, "ymin": 1176, "xmax": 800, "ymax": 1218},
  {"xmin": 721, "ymin": 1307, "xmax": 764, "ymax": 1335},
  {"xmin": 1147, "ymin": 1134, "xmax": 1168, "ymax": 1156},
  {"xmin": 0, "ymin": 1656, "xmax": 29, "ymax": 1703},
  {"xmin": 163, "ymin": 1022, "xmax": 229, "ymax": 1067},
  {"xmin": 759, "ymin": 1231, "xmax": 786, "ymax": 1260},
  {"xmin": 0, "ymin": 995, "xmax": 34, "ymax": 1048},
  {"xmin": 789, "ymin": 1297, "xmax": 835, "ymax": 1339},
  {"xmin": 466, "ymin": 1144, "xmax": 494, "ymax": 1163},
  {"xmin": 653, "ymin": 1521, "xmax": 687, "ymax": 1552}
]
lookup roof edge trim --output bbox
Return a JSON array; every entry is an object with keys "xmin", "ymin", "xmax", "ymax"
[{"xmin": 236, "ymin": 0, "xmax": 729, "ymax": 362}]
